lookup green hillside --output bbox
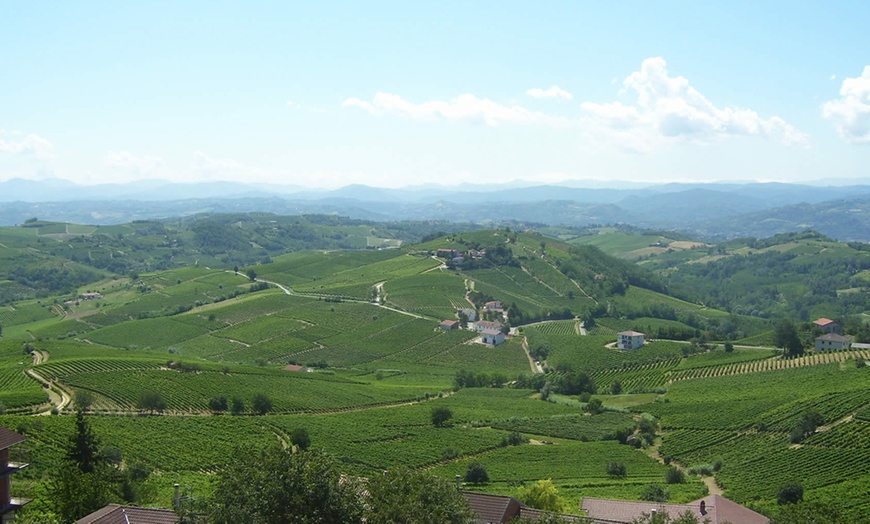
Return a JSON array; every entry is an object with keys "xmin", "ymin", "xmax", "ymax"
[{"xmin": 0, "ymin": 216, "xmax": 868, "ymax": 522}]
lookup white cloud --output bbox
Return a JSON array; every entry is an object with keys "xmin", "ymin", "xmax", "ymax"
[
  {"xmin": 343, "ymin": 92, "xmax": 571, "ymax": 127},
  {"xmin": 580, "ymin": 57, "xmax": 807, "ymax": 151},
  {"xmin": 822, "ymin": 65, "xmax": 870, "ymax": 144},
  {"xmin": 526, "ymin": 86, "xmax": 573, "ymax": 100},
  {"xmin": 0, "ymin": 130, "xmax": 54, "ymax": 158},
  {"xmin": 104, "ymin": 150, "xmax": 162, "ymax": 175}
]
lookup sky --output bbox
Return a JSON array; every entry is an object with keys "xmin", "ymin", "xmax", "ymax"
[{"xmin": 1, "ymin": 1, "xmax": 869, "ymax": 189}]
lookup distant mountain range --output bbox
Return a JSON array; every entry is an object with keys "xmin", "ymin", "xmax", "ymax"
[{"xmin": 2, "ymin": 178, "xmax": 870, "ymax": 241}]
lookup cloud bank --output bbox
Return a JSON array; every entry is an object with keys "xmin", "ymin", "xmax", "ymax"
[
  {"xmin": 526, "ymin": 86, "xmax": 573, "ymax": 100},
  {"xmin": 822, "ymin": 65, "xmax": 870, "ymax": 144},
  {"xmin": 580, "ymin": 57, "xmax": 807, "ymax": 151},
  {"xmin": 344, "ymin": 57, "xmax": 806, "ymax": 152}
]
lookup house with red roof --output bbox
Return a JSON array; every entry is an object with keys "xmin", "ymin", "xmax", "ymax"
[{"xmin": 813, "ymin": 318, "xmax": 841, "ymax": 334}]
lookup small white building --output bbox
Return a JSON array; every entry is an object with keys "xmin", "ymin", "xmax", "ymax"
[
  {"xmin": 480, "ymin": 328, "xmax": 505, "ymax": 346},
  {"xmin": 483, "ymin": 300, "xmax": 503, "ymax": 311},
  {"xmin": 617, "ymin": 331, "xmax": 645, "ymax": 350},
  {"xmin": 475, "ymin": 320, "xmax": 502, "ymax": 332},
  {"xmin": 815, "ymin": 333, "xmax": 851, "ymax": 351},
  {"xmin": 458, "ymin": 308, "xmax": 477, "ymax": 322}
]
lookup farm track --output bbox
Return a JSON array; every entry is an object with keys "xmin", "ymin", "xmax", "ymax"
[
  {"xmin": 251, "ymin": 273, "xmax": 437, "ymax": 321},
  {"xmin": 520, "ymin": 336, "xmax": 543, "ymax": 374},
  {"xmin": 25, "ymin": 367, "xmax": 71, "ymax": 414}
]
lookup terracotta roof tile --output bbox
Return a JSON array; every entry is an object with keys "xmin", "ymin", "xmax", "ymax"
[
  {"xmin": 76, "ymin": 505, "xmax": 180, "ymax": 524},
  {"xmin": 0, "ymin": 426, "xmax": 26, "ymax": 450}
]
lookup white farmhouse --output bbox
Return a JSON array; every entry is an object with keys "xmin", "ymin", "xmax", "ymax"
[
  {"xmin": 480, "ymin": 328, "xmax": 505, "ymax": 346},
  {"xmin": 616, "ymin": 331, "xmax": 645, "ymax": 350},
  {"xmin": 814, "ymin": 333, "xmax": 851, "ymax": 351}
]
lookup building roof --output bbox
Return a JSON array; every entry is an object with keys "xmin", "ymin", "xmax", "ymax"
[
  {"xmin": 464, "ymin": 491, "xmax": 520, "ymax": 523},
  {"xmin": 441, "ymin": 320, "xmax": 459, "ymax": 326},
  {"xmin": 816, "ymin": 333, "xmax": 851, "ymax": 343},
  {"xmin": 476, "ymin": 320, "xmax": 502, "ymax": 330},
  {"xmin": 813, "ymin": 318, "xmax": 837, "ymax": 326},
  {"xmin": 581, "ymin": 495, "xmax": 769, "ymax": 524},
  {"xmin": 481, "ymin": 328, "xmax": 503, "ymax": 336},
  {"xmin": 463, "ymin": 492, "xmax": 586, "ymax": 524},
  {"xmin": 0, "ymin": 426, "xmax": 26, "ymax": 450},
  {"xmin": 284, "ymin": 364, "xmax": 306, "ymax": 372},
  {"xmin": 617, "ymin": 331, "xmax": 645, "ymax": 337},
  {"xmin": 76, "ymin": 505, "xmax": 179, "ymax": 524}
]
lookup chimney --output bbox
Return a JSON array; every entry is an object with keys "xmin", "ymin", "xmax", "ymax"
[
  {"xmin": 455, "ymin": 475, "xmax": 461, "ymax": 491},
  {"xmin": 174, "ymin": 483, "xmax": 180, "ymax": 508}
]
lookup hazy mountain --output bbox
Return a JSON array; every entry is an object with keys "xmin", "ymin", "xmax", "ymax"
[{"xmin": 3, "ymin": 178, "xmax": 870, "ymax": 241}]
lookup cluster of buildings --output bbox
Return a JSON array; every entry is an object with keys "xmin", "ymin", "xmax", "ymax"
[
  {"xmin": 440, "ymin": 301, "xmax": 508, "ymax": 347},
  {"xmin": 436, "ymin": 247, "xmax": 486, "ymax": 267}
]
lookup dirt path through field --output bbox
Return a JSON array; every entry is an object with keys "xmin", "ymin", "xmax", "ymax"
[
  {"xmin": 247, "ymin": 273, "xmax": 435, "ymax": 321},
  {"xmin": 521, "ymin": 336, "xmax": 543, "ymax": 374},
  {"xmin": 646, "ymin": 437, "xmax": 724, "ymax": 496},
  {"xmin": 26, "ymin": 367, "xmax": 71, "ymax": 415}
]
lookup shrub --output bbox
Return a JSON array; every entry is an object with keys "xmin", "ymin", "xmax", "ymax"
[
  {"xmin": 464, "ymin": 461, "xmax": 489, "ymax": 484},
  {"xmin": 606, "ymin": 462, "xmax": 626, "ymax": 477},
  {"xmin": 640, "ymin": 485, "xmax": 669, "ymax": 502},
  {"xmin": 687, "ymin": 464, "xmax": 713, "ymax": 476},
  {"xmin": 251, "ymin": 394, "xmax": 272, "ymax": 415},
  {"xmin": 208, "ymin": 396, "xmax": 228, "ymax": 413},
  {"xmin": 431, "ymin": 406, "xmax": 453, "ymax": 427},
  {"xmin": 777, "ymin": 482, "xmax": 804, "ymax": 505},
  {"xmin": 665, "ymin": 466, "xmax": 685, "ymax": 484},
  {"xmin": 291, "ymin": 428, "xmax": 310, "ymax": 450}
]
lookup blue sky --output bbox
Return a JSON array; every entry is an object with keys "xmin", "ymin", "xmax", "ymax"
[{"xmin": 1, "ymin": 1, "xmax": 869, "ymax": 188}]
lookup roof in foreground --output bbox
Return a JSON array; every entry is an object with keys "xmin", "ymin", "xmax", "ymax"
[
  {"xmin": 76, "ymin": 505, "xmax": 179, "ymax": 524},
  {"xmin": 617, "ymin": 330, "xmax": 645, "ymax": 337},
  {"xmin": 0, "ymin": 426, "xmax": 26, "ymax": 449},
  {"xmin": 813, "ymin": 317, "xmax": 836, "ymax": 325},
  {"xmin": 581, "ymin": 494, "xmax": 769, "ymax": 524}
]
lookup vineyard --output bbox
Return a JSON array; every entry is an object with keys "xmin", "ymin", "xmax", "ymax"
[{"xmin": 1, "ymin": 225, "xmax": 869, "ymax": 520}]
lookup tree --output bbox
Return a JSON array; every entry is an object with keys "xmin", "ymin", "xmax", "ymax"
[
  {"xmin": 137, "ymin": 390, "xmax": 167, "ymax": 414},
  {"xmin": 431, "ymin": 406, "xmax": 453, "ymax": 427},
  {"xmin": 251, "ymin": 393, "xmax": 272, "ymax": 415},
  {"xmin": 515, "ymin": 479, "xmax": 567, "ymax": 512},
  {"xmin": 67, "ymin": 410, "xmax": 101, "ymax": 473},
  {"xmin": 584, "ymin": 397, "xmax": 604, "ymax": 415},
  {"xmin": 74, "ymin": 389, "xmax": 96, "ymax": 411},
  {"xmin": 607, "ymin": 462, "xmax": 626, "ymax": 477},
  {"xmin": 291, "ymin": 427, "xmax": 311, "ymax": 451},
  {"xmin": 51, "ymin": 410, "xmax": 116, "ymax": 521},
  {"xmin": 774, "ymin": 319, "xmax": 804, "ymax": 357},
  {"xmin": 611, "ymin": 381, "xmax": 622, "ymax": 395},
  {"xmin": 777, "ymin": 482, "xmax": 804, "ymax": 505},
  {"xmin": 724, "ymin": 341, "xmax": 734, "ymax": 353},
  {"xmin": 367, "ymin": 468, "xmax": 476, "ymax": 524},
  {"xmin": 640, "ymin": 484, "xmax": 669, "ymax": 502},
  {"xmin": 208, "ymin": 396, "xmax": 228, "ymax": 414},
  {"xmin": 209, "ymin": 448, "xmax": 364, "ymax": 524},
  {"xmin": 246, "ymin": 269, "xmax": 257, "ymax": 281},
  {"xmin": 464, "ymin": 460, "xmax": 489, "ymax": 484},
  {"xmin": 664, "ymin": 466, "xmax": 685, "ymax": 484},
  {"xmin": 230, "ymin": 397, "xmax": 245, "ymax": 415}
]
